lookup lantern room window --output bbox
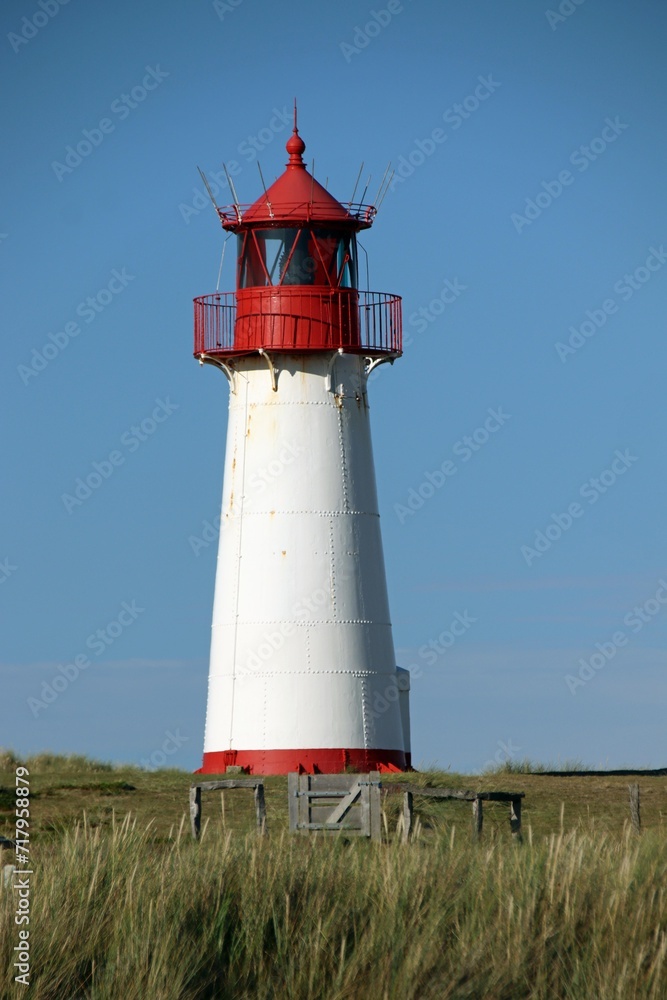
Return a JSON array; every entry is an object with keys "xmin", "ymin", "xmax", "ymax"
[{"xmin": 238, "ymin": 228, "xmax": 357, "ymax": 289}]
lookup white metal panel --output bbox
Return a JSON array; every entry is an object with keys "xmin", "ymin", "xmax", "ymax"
[
  {"xmin": 202, "ymin": 671, "xmax": 233, "ymax": 751},
  {"xmin": 203, "ymin": 351, "xmax": 407, "ymax": 757},
  {"xmin": 396, "ymin": 667, "xmax": 412, "ymax": 756}
]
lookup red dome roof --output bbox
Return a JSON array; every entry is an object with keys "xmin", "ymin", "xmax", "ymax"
[{"xmin": 220, "ymin": 128, "xmax": 373, "ymax": 229}]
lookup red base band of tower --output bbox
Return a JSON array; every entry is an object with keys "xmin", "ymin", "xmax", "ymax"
[{"xmin": 196, "ymin": 747, "xmax": 411, "ymax": 775}]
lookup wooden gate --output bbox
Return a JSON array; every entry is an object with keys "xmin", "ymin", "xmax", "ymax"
[{"xmin": 288, "ymin": 771, "xmax": 382, "ymax": 841}]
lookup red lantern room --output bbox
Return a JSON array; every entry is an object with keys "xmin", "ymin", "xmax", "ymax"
[{"xmin": 193, "ymin": 122, "xmax": 402, "ymax": 360}]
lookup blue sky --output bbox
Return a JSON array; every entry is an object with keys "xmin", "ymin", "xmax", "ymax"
[{"xmin": 2, "ymin": 0, "xmax": 666, "ymax": 772}]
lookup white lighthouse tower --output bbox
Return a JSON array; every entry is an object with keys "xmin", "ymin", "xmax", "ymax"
[{"xmin": 194, "ymin": 119, "xmax": 410, "ymax": 774}]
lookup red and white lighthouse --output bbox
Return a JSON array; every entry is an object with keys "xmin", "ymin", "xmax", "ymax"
[{"xmin": 194, "ymin": 117, "xmax": 410, "ymax": 774}]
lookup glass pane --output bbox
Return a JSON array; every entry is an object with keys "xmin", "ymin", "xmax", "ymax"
[
  {"xmin": 310, "ymin": 230, "xmax": 358, "ymax": 288},
  {"xmin": 337, "ymin": 234, "xmax": 357, "ymax": 288},
  {"xmin": 263, "ymin": 229, "xmax": 296, "ymax": 283},
  {"xmin": 237, "ymin": 232, "xmax": 267, "ymax": 288},
  {"xmin": 278, "ymin": 229, "xmax": 312, "ymax": 285},
  {"xmin": 238, "ymin": 228, "xmax": 358, "ymax": 288}
]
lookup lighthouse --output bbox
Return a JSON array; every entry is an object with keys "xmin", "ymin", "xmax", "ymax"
[{"xmin": 194, "ymin": 116, "xmax": 410, "ymax": 774}]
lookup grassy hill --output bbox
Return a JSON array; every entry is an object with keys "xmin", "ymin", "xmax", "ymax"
[{"xmin": 1, "ymin": 752, "xmax": 666, "ymax": 998}]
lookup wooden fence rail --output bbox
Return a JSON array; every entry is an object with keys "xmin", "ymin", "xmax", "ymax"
[
  {"xmin": 189, "ymin": 780, "xmax": 266, "ymax": 840},
  {"xmin": 384, "ymin": 785, "xmax": 525, "ymax": 843}
]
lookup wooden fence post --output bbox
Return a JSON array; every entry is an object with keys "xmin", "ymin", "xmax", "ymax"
[
  {"xmin": 402, "ymin": 791, "xmax": 413, "ymax": 843},
  {"xmin": 287, "ymin": 772, "xmax": 299, "ymax": 833},
  {"xmin": 190, "ymin": 785, "xmax": 202, "ymax": 841},
  {"xmin": 369, "ymin": 771, "xmax": 382, "ymax": 843},
  {"xmin": 254, "ymin": 783, "xmax": 267, "ymax": 835},
  {"xmin": 510, "ymin": 797, "xmax": 523, "ymax": 843},
  {"xmin": 628, "ymin": 783, "xmax": 641, "ymax": 832},
  {"xmin": 472, "ymin": 796, "xmax": 483, "ymax": 841}
]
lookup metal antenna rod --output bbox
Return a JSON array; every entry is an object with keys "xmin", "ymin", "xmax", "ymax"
[
  {"xmin": 373, "ymin": 162, "xmax": 391, "ymax": 206},
  {"xmin": 256, "ymin": 161, "xmax": 274, "ymax": 219},
  {"xmin": 358, "ymin": 173, "xmax": 372, "ymax": 207},
  {"xmin": 216, "ymin": 234, "xmax": 232, "ymax": 291},
  {"xmin": 375, "ymin": 169, "xmax": 395, "ymax": 211},
  {"xmin": 223, "ymin": 162, "xmax": 241, "ymax": 220},
  {"xmin": 197, "ymin": 166, "xmax": 219, "ymax": 215},
  {"xmin": 349, "ymin": 162, "xmax": 364, "ymax": 205}
]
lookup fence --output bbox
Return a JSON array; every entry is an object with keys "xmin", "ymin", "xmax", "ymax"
[
  {"xmin": 385, "ymin": 786, "xmax": 525, "ymax": 843},
  {"xmin": 189, "ymin": 779, "xmax": 266, "ymax": 839},
  {"xmin": 185, "ymin": 778, "xmax": 651, "ymax": 842},
  {"xmin": 288, "ymin": 772, "xmax": 382, "ymax": 841}
]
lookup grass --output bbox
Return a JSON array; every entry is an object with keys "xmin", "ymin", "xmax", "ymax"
[
  {"xmin": 1, "ymin": 753, "xmax": 667, "ymax": 998},
  {"xmin": 482, "ymin": 758, "xmax": 592, "ymax": 774},
  {"xmin": 0, "ymin": 750, "xmax": 116, "ymax": 774}
]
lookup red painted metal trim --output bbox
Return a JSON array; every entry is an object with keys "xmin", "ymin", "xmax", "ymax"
[
  {"xmin": 217, "ymin": 205, "xmax": 375, "ymax": 230},
  {"xmin": 196, "ymin": 747, "xmax": 409, "ymax": 775}
]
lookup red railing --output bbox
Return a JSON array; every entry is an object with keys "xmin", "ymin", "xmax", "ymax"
[
  {"xmin": 194, "ymin": 291, "xmax": 236, "ymax": 354},
  {"xmin": 193, "ymin": 289, "xmax": 402, "ymax": 357},
  {"xmin": 215, "ymin": 202, "xmax": 377, "ymax": 228}
]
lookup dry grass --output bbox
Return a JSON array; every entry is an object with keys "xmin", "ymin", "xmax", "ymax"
[{"xmin": 1, "ymin": 754, "xmax": 667, "ymax": 998}]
